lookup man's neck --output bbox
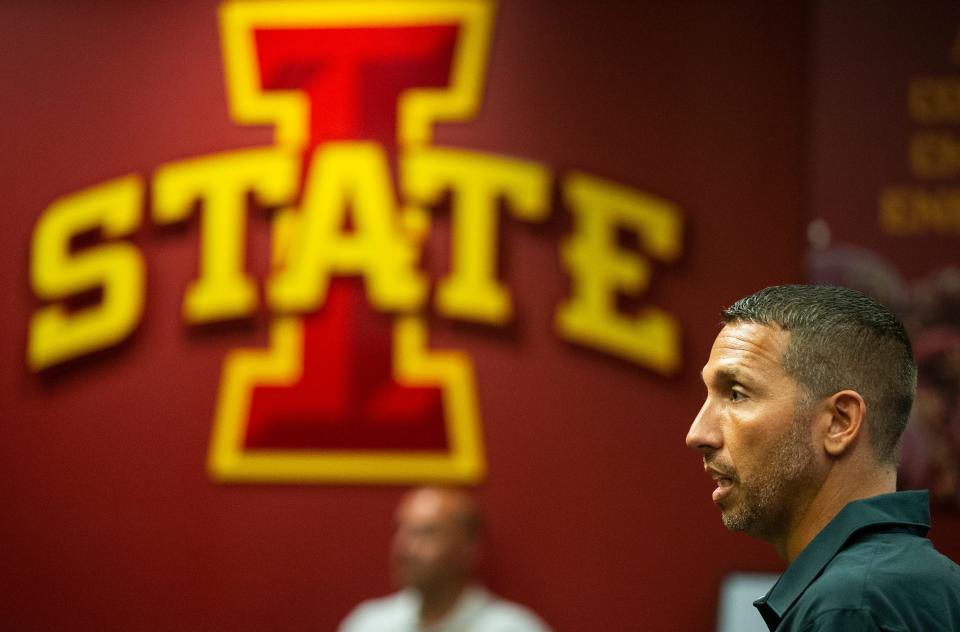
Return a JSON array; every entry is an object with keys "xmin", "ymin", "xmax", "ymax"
[
  {"xmin": 779, "ymin": 465, "xmax": 897, "ymax": 563},
  {"xmin": 418, "ymin": 579, "xmax": 469, "ymax": 627}
]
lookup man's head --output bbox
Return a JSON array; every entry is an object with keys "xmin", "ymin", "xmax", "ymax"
[
  {"xmin": 720, "ymin": 284, "xmax": 916, "ymax": 465},
  {"xmin": 390, "ymin": 487, "xmax": 482, "ymax": 595},
  {"xmin": 686, "ymin": 285, "xmax": 916, "ymax": 542}
]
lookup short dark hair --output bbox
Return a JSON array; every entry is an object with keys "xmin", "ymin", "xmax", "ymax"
[{"xmin": 721, "ymin": 285, "xmax": 917, "ymax": 464}]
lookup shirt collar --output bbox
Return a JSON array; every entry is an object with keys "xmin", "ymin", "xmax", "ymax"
[
  {"xmin": 413, "ymin": 585, "xmax": 491, "ymax": 631},
  {"xmin": 752, "ymin": 490, "xmax": 931, "ymax": 629}
]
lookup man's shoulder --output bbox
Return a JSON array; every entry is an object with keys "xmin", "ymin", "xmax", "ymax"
[
  {"xmin": 833, "ymin": 528, "xmax": 960, "ymax": 586},
  {"xmin": 817, "ymin": 529, "xmax": 959, "ymax": 593},
  {"xmin": 790, "ymin": 529, "xmax": 960, "ymax": 629},
  {"xmin": 338, "ymin": 591, "xmax": 413, "ymax": 632},
  {"xmin": 472, "ymin": 591, "xmax": 552, "ymax": 632},
  {"xmin": 337, "ymin": 588, "xmax": 552, "ymax": 632}
]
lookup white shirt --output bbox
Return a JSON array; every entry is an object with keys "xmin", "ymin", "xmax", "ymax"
[{"xmin": 338, "ymin": 586, "xmax": 552, "ymax": 632}]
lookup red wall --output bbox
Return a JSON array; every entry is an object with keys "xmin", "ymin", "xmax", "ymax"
[{"xmin": 1, "ymin": 2, "xmax": 954, "ymax": 631}]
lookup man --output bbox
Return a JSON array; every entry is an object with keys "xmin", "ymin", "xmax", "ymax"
[
  {"xmin": 686, "ymin": 285, "xmax": 960, "ymax": 631},
  {"xmin": 338, "ymin": 486, "xmax": 551, "ymax": 632}
]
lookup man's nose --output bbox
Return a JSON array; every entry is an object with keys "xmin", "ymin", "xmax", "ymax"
[{"xmin": 685, "ymin": 399, "xmax": 721, "ymax": 453}]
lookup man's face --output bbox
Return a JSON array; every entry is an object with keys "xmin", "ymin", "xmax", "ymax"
[
  {"xmin": 686, "ymin": 322, "xmax": 819, "ymax": 540},
  {"xmin": 390, "ymin": 489, "xmax": 475, "ymax": 593}
]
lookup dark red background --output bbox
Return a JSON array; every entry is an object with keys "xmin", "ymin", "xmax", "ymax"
[{"xmin": 1, "ymin": 2, "xmax": 957, "ymax": 631}]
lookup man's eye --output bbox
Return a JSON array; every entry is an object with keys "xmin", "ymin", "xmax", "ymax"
[{"xmin": 730, "ymin": 389, "xmax": 744, "ymax": 402}]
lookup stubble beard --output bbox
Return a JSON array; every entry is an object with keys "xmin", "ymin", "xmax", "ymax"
[{"xmin": 720, "ymin": 407, "xmax": 817, "ymax": 538}]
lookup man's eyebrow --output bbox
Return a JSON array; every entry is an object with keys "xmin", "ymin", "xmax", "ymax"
[{"xmin": 701, "ymin": 367, "xmax": 743, "ymax": 385}]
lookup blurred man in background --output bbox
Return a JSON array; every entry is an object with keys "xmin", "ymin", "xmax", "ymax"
[
  {"xmin": 686, "ymin": 285, "xmax": 960, "ymax": 631},
  {"xmin": 338, "ymin": 486, "xmax": 551, "ymax": 632}
]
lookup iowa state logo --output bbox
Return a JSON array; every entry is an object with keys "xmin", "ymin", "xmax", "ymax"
[{"xmin": 27, "ymin": 0, "xmax": 683, "ymax": 484}]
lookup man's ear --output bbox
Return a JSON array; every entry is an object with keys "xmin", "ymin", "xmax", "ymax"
[{"xmin": 823, "ymin": 390, "xmax": 866, "ymax": 457}]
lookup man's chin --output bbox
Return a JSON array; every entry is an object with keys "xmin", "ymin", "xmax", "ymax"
[
  {"xmin": 391, "ymin": 570, "xmax": 419, "ymax": 590},
  {"xmin": 720, "ymin": 505, "xmax": 753, "ymax": 533}
]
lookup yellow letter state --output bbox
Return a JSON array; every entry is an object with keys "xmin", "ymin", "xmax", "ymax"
[
  {"xmin": 29, "ymin": 175, "xmax": 145, "ymax": 370},
  {"xmin": 403, "ymin": 147, "xmax": 550, "ymax": 323},
  {"xmin": 268, "ymin": 142, "xmax": 427, "ymax": 314},
  {"xmin": 555, "ymin": 172, "xmax": 683, "ymax": 374},
  {"xmin": 153, "ymin": 148, "xmax": 299, "ymax": 323}
]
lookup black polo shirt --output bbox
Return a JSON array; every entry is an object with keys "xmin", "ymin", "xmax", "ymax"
[{"xmin": 753, "ymin": 490, "xmax": 960, "ymax": 631}]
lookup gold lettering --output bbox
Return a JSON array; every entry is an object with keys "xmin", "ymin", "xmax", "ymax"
[
  {"xmin": 29, "ymin": 175, "xmax": 145, "ymax": 370},
  {"xmin": 909, "ymin": 77, "xmax": 960, "ymax": 124},
  {"xmin": 153, "ymin": 148, "xmax": 299, "ymax": 323},
  {"xmin": 909, "ymin": 131, "xmax": 960, "ymax": 179},
  {"xmin": 878, "ymin": 186, "xmax": 960, "ymax": 235},
  {"xmin": 268, "ymin": 142, "xmax": 427, "ymax": 313},
  {"xmin": 556, "ymin": 172, "xmax": 683, "ymax": 374},
  {"xmin": 403, "ymin": 148, "xmax": 550, "ymax": 324}
]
